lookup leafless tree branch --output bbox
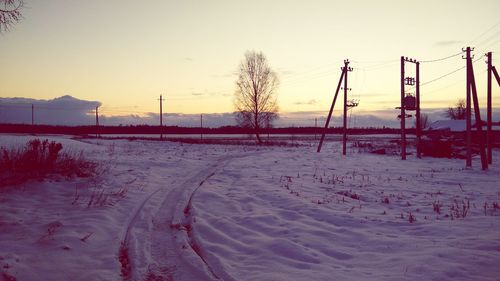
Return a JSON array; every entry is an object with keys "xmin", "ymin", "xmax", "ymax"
[
  {"xmin": 0, "ymin": 0, "xmax": 24, "ymax": 32},
  {"xmin": 444, "ymin": 99, "xmax": 466, "ymax": 120}
]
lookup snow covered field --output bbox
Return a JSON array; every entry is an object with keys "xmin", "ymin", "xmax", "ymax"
[{"xmin": 0, "ymin": 134, "xmax": 499, "ymax": 281}]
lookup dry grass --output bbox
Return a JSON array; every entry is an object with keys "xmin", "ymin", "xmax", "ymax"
[{"xmin": 0, "ymin": 139, "xmax": 97, "ymax": 187}]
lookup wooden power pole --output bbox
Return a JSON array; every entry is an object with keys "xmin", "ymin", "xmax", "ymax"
[
  {"xmin": 400, "ymin": 57, "xmax": 406, "ymax": 160},
  {"xmin": 200, "ymin": 114, "xmax": 203, "ymax": 141},
  {"xmin": 464, "ymin": 47, "xmax": 487, "ymax": 170},
  {"xmin": 486, "ymin": 51, "xmax": 500, "ymax": 164},
  {"xmin": 486, "ymin": 52, "xmax": 492, "ymax": 164},
  {"xmin": 465, "ymin": 48, "xmax": 472, "ymax": 167},
  {"xmin": 416, "ymin": 61, "xmax": 421, "ymax": 158},
  {"xmin": 95, "ymin": 106, "xmax": 99, "ymax": 138},
  {"xmin": 399, "ymin": 56, "xmax": 419, "ymax": 160},
  {"xmin": 314, "ymin": 118, "xmax": 317, "ymax": 141},
  {"xmin": 317, "ymin": 63, "xmax": 346, "ymax": 152},
  {"xmin": 159, "ymin": 95, "xmax": 164, "ymax": 140},
  {"xmin": 342, "ymin": 59, "xmax": 353, "ymax": 156}
]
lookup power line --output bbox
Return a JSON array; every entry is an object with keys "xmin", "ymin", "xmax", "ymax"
[
  {"xmin": 420, "ymin": 52, "xmax": 462, "ymax": 63},
  {"xmin": 350, "ymin": 59, "xmax": 399, "ymax": 64},
  {"xmin": 352, "ymin": 60, "xmax": 399, "ymax": 71},
  {"xmin": 470, "ymin": 20, "xmax": 500, "ymax": 45},
  {"xmin": 280, "ymin": 60, "xmax": 344, "ymax": 82},
  {"xmin": 409, "ymin": 55, "xmax": 484, "ymax": 90},
  {"xmin": 421, "ymin": 69, "xmax": 488, "ymax": 96},
  {"xmin": 420, "ymin": 66, "xmax": 466, "ymax": 87},
  {"xmin": 281, "ymin": 68, "xmax": 338, "ymax": 87},
  {"xmin": 476, "ymin": 30, "xmax": 500, "ymax": 49}
]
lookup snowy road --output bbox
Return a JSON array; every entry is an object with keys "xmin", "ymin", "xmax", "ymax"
[
  {"xmin": 122, "ymin": 156, "xmax": 233, "ymax": 280},
  {"xmin": 116, "ymin": 145, "xmax": 262, "ymax": 280}
]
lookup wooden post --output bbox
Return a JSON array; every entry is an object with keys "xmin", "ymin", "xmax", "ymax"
[
  {"xmin": 416, "ymin": 61, "xmax": 421, "ymax": 158},
  {"xmin": 486, "ymin": 52, "xmax": 492, "ymax": 164},
  {"xmin": 342, "ymin": 59, "xmax": 349, "ymax": 156},
  {"xmin": 468, "ymin": 57, "xmax": 488, "ymax": 170},
  {"xmin": 317, "ymin": 68, "xmax": 346, "ymax": 152},
  {"xmin": 465, "ymin": 47, "xmax": 472, "ymax": 167},
  {"xmin": 314, "ymin": 118, "xmax": 317, "ymax": 141},
  {"xmin": 400, "ymin": 56, "xmax": 406, "ymax": 160},
  {"xmin": 159, "ymin": 95, "xmax": 164, "ymax": 140},
  {"xmin": 95, "ymin": 106, "xmax": 99, "ymax": 138}
]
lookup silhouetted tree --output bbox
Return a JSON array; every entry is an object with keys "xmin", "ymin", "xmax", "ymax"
[
  {"xmin": 415, "ymin": 113, "xmax": 430, "ymax": 129},
  {"xmin": 444, "ymin": 99, "xmax": 466, "ymax": 120},
  {"xmin": 234, "ymin": 51, "xmax": 279, "ymax": 143},
  {"xmin": 0, "ymin": 0, "xmax": 23, "ymax": 32}
]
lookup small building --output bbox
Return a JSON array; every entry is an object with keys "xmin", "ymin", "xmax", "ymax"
[
  {"xmin": 426, "ymin": 120, "xmax": 500, "ymax": 137},
  {"xmin": 422, "ymin": 119, "xmax": 499, "ymax": 157}
]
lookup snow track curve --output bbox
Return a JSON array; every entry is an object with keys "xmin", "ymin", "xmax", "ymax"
[{"xmin": 120, "ymin": 153, "xmax": 250, "ymax": 281}]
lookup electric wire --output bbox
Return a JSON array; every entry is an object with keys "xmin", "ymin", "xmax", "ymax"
[
  {"xmin": 421, "ymin": 69, "xmax": 488, "ymax": 96},
  {"xmin": 420, "ymin": 52, "xmax": 463, "ymax": 63},
  {"xmin": 408, "ymin": 55, "xmax": 485, "ymax": 91},
  {"xmin": 469, "ymin": 20, "xmax": 500, "ymax": 45}
]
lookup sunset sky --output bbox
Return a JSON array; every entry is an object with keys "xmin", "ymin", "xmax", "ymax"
[{"xmin": 1, "ymin": 0, "xmax": 499, "ymax": 126}]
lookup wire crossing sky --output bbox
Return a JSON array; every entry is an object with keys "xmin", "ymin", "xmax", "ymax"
[{"xmin": 1, "ymin": 0, "xmax": 499, "ymax": 119}]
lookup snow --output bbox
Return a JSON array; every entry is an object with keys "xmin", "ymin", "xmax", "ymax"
[
  {"xmin": 1, "ymin": 134, "xmax": 499, "ymax": 280},
  {"xmin": 428, "ymin": 120, "xmax": 467, "ymax": 132}
]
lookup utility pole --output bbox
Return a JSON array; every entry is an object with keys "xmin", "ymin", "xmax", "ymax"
[
  {"xmin": 486, "ymin": 51, "xmax": 500, "ymax": 164},
  {"xmin": 342, "ymin": 59, "xmax": 353, "ymax": 156},
  {"xmin": 159, "ymin": 94, "xmax": 164, "ymax": 140},
  {"xmin": 314, "ymin": 118, "xmax": 317, "ymax": 141},
  {"xmin": 399, "ymin": 56, "xmax": 418, "ymax": 160},
  {"xmin": 400, "ymin": 57, "xmax": 406, "ymax": 160},
  {"xmin": 95, "ymin": 106, "xmax": 99, "ymax": 138},
  {"xmin": 415, "ymin": 61, "xmax": 421, "ymax": 158},
  {"xmin": 317, "ymin": 62, "xmax": 346, "ymax": 152},
  {"xmin": 486, "ymin": 52, "xmax": 492, "ymax": 164},
  {"xmin": 464, "ymin": 48, "xmax": 472, "ymax": 167},
  {"xmin": 200, "ymin": 114, "xmax": 203, "ymax": 141},
  {"xmin": 463, "ymin": 47, "xmax": 487, "ymax": 170}
]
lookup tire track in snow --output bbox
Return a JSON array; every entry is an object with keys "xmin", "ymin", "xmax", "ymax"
[
  {"xmin": 145, "ymin": 156, "xmax": 235, "ymax": 281},
  {"xmin": 119, "ymin": 186, "xmax": 164, "ymax": 281},
  {"xmin": 119, "ymin": 150, "xmax": 261, "ymax": 281},
  {"xmin": 168, "ymin": 152, "xmax": 263, "ymax": 281}
]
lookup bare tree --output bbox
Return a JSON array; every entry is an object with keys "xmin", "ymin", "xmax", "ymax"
[
  {"xmin": 0, "ymin": 0, "xmax": 23, "ymax": 32},
  {"xmin": 444, "ymin": 99, "xmax": 466, "ymax": 120},
  {"xmin": 234, "ymin": 51, "xmax": 279, "ymax": 143},
  {"xmin": 415, "ymin": 113, "xmax": 430, "ymax": 129}
]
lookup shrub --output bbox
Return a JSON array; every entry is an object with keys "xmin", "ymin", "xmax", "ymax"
[{"xmin": 0, "ymin": 139, "xmax": 96, "ymax": 187}]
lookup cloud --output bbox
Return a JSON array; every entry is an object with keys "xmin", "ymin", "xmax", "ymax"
[
  {"xmin": 294, "ymin": 99, "xmax": 318, "ymax": 106},
  {"xmin": 0, "ymin": 95, "xmax": 100, "ymax": 125},
  {"xmin": 434, "ymin": 40, "xmax": 461, "ymax": 47}
]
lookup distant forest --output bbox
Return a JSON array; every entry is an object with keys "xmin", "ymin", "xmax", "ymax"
[{"xmin": 0, "ymin": 124, "xmax": 406, "ymax": 135}]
